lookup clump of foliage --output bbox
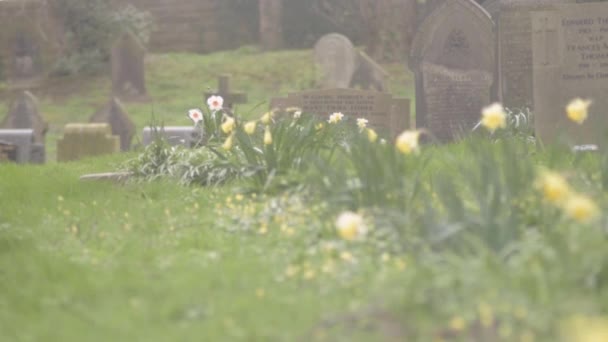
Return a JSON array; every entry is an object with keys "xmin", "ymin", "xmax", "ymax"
[{"xmin": 50, "ymin": 0, "xmax": 152, "ymax": 76}]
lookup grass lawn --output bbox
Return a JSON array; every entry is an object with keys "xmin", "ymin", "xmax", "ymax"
[{"xmin": 1, "ymin": 49, "xmax": 607, "ymax": 341}]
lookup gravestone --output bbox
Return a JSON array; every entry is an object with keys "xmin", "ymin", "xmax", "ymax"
[
  {"xmin": 350, "ymin": 51, "xmax": 389, "ymax": 92},
  {"xmin": 57, "ymin": 123, "xmax": 120, "ymax": 162},
  {"xmin": 314, "ymin": 33, "xmax": 358, "ymax": 89},
  {"xmin": 142, "ymin": 126, "xmax": 202, "ymax": 147},
  {"xmin": 204, "ymin": 75, "xmax": 248, "ymax": 109},
  {"xmin": 0, "ymin": 141, "xmax": 17, "ymax": 163},
  {"xmin": 495, "ymin": 0, "xmax": 579, "ymax": 110},
  {"xmin": 89, "ymin": 98, "xmax": 136, "ymax": 151},
  {"xmin": 270, "ymin": 88, "xmax": 411, "ymax": 137},
  {"xmin": 0, "ymin": 91, "xmax": 47, "ymax": 144},
  {"xmin": 11, "ymin": 31, "xmax": 38, "ymax": 80},
  {"xmin": 0, "ymin": 129, "xmax": 43, "ymax": 164},
  {"xmin": 111, "ymin": 31, "xmax": 147, "ymax": 100},
  {"xmin": 410, "ymin": 0, "xmax": 495, "ymax": 141},
  {"xmin": 259, "ymin": 0, "xmax": 283, "ymax": 50},
  {"xmin": 532, "ymin": 2, "xmax": 608, "ymax": 145}
]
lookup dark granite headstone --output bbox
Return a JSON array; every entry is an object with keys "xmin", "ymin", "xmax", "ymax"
[
  {"xmin": 532, "ymin": 2, "xmax": 608, "ymax": 145},
  {"xmin": 313, "ymin": 33, "xmax": 357, "ymax": 89},
  {"xmin": 271, "ymin": 88, "xmax": 411, "ymax": 137},
  {"xmin": 90, "ymin": 98, "xmax": 136, "ymax": 151},
  {"xmin": 111, "ymin": 31, "xmax": 147, "ymax": 100},
  {"xmin": 0, "ymin": 91, "xmax": 47, "ymax": 144},
  {"xmin": 410, "ymin": 0, "xmax": 496, "ymax": 141}
]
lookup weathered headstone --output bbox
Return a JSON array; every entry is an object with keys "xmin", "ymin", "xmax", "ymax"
[
  {"xmin": 410, "ymin": 0, "xmax": 495, "ymax": 141},
  {"xmin": 532, "ymin": 2, "xmax": 608, "ymax": 145},
  {"xmin": 0, "ymin": 129, "xmax": 42, "ymax": 164},
  {"xmin": 204, "ymin": 75, "xmax": 248, "ymax": 109},
  {"xmin": 89, "ymin": 98, "xmax": 136, "ymax": 151},
  {"xmin": 314, "ymin": 33, "xmax": 358, "ymax": 89},
  {"xmin": 495, "ymin": 0, "xmax": 579, "ymax": 109},
  {"xmin": 270, "ymin": 88, "xmax": 411, "ymax": 137},
  {"xmin": 0, "ymin": 90, "xmax": 47, "ymax": 144},
  {"xmin": 111, "ymin": 31, "xmax": 147, "ymax": 100},
  {"xmin": 142, "ymin": 126, "xmax": 201, "ymax": 147},
  {"xmin": 57, "ymin": 123, "xmax": 120, "ymax": 162},
  {"xmin": 350, "ymin": 51, "xmax": 389, "ymax": 92},
  {"xmin": 259, "ymin": 0, "xmax": 283, "ymax": 50},
  {"xmin": 11, "ymin": 31, "xmax": 38, "ymax": 80}
]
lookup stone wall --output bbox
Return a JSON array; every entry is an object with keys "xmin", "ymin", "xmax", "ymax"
[{"xmin": 113, "ymin": 0, "xmax": 259, "ymax": 53}]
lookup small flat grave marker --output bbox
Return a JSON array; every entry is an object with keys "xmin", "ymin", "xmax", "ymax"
[{"xmin": 142, "ymin": 126, "xmax": 202, "ymax": 147}]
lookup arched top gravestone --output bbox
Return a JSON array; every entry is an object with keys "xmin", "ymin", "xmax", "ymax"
[
  {"xmin": 313, "ymin": 33, "xmax": 357, "ymax": 89},
  {"xmin": 111, "ymin": 31, "xmax": 147, "ymax": 100},
  {"xmin": 0, "ymin": 91, "xmax": 47, "ymax": 144},
  {"xmin": 410, "ymin": 0, "xmax": 496, "ymax": 141}
]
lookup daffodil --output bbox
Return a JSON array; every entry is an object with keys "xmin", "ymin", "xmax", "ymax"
[
  {"xmin": 567, "ymin": 98, "xmax": 592, "ymax": 124},
  {"xmin": 357, "ymin": 118, "xmax": 368, "ymax": 129},
  {"xmin": 187, "ymin": 109, "xmax": 203, "ymax": 125},
  {"xmin": 207, "ymin": 95, "xmax": 224, "ymax": 111},
  {"xmin": 293, "ymin": 111, "xmax": 302, "ymax": 119},
  {"xmin": 221, "ymin": 116, "xmax": 236, "ymax": 134},
  {"xmin": 367, "ymin": 128, "xmax": 378, "ymax": 143},
  {"xmin": 481, "ymin": 102, "xmax": 507, "ymax": 133},
  {"xmin": 563, "ymin": 316, "xmax": 608, "ymax": 342},
  {"xmin": 244, "ymin": 121, "xmax": 257, "ymax": 135},
  {"xmin": 536, "ymin": 171, "xmax": 571, "ymax": 205},
  {"xmin": 222, "ymin": 133, "xmax": 234, "ymax": 150},
  {"xmin": 328, "ymin": 112, "xmax": 344, "ymax": 124},
  {"xmin": 395, "ymin": 130, "xmax": 421, "ymax": 155},
  {"xmin": 564, "ymin": 193, "xmax": 599, "ymax": 223},
  {"xmin": 335, "ymin": 211, "xmax": 366, "ymax": 241},
  {"xmin": 260, "ymin": 111, "xmax": 273, "ymax": 125},
  {"xmin": 316, "ymin": 122, "xmax": 325, "ymax": 131},
  {"xmin": 263, "ymin": 125, "xmax": 272, "ymax": 145}
]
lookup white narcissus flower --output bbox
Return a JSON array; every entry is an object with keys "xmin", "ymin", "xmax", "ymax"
[
  {"xmin": 357, "ymin": 118, "xmax": 368, "ymax": 129},
  {"xmin": 328, "ymin": 112, "xmax": 344, "ymax": 124},
  {"xmin": 188, "ymin": 109, "xmax": 203, "ymax": 125},
  {"xmin": 335, "ymin": 211, "xmax": 367, "ymax": 241},
  {"xmin": 207, "ymin": 95, "xmax": 224, "ymax": 111}
]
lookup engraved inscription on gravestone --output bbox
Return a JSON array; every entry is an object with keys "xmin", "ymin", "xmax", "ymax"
[
  {"xmin": 271, "ymin": 88, "xmax": 410, "ymax": 137},
  {"xmin": 532, "ymin": 3, "xmax": 608, "ymax": 145}
]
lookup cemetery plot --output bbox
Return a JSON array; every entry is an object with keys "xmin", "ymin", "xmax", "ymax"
[{"xmin": 532, "ymin": 3, "xmax": 608, "ymax": 145}]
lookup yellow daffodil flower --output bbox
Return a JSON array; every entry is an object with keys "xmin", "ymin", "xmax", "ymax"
[
  {"xmin": 367, "ymin": 128, "xmax": 378, "ymax": 143},
  {"xmin": 396, "ymin": 130, "xmax": 421, "ymax": 155},
  {"xmin": 260, "ymin": 111, "xmax": 273, "ymax": 125},
  {"xmin": 567, "ymin": 98, "xmax": 592, "ymax": 125},
  {"xmin": 481, "ymin": 102, "xmax": 507, "ymax": 133},
  {"xmin": 222, "ymin": 133, "xmax": 234, "ymax": 150},
  {"xmin": 244, "ymin": 121, "xmax": 257, "ymax": 135},
  {"xmin": 335, "ymin": 211, "xmax": 366, "ymax": 241},
  {"xmin": 564, "ymin": 193, "xmax": 599, "ymax": 223},
  {"xmin": 221, "ymin": 117, "xmax": 236, "ymax": 134},
  {"xmin": 263, "ymin": 125, "xmax": 273, "ymax": 145},
  {"xmin": 536, "ymin": 171, "xmax": 571, "ymax": 205}
]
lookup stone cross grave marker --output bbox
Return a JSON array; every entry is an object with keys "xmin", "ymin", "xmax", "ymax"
[
  {"xmin": 142, "ymin": 126, "xmax": 202, "ymax": 147},
  {"xmin": 270, "ymin": 88, "xmax": 411, "ymax": 138},
  {"xmin": 0, "ymin": 129, "xmax": 44, "ymax": 164},
  {"xmin": 314, "ymin": 33, "xmax": 358, "ymax": 89},
  {"xmin": 89, "ymin": 98, "xmax": 136, "ymax": 151},
  {"xmin": 0, "ymin": 90, "xmax": 47, "ymax": 144},
  {"xmin": 57, "ymin": 123, "xmax": 120, "ymax": 162},
  {"xmin": 531, "ymin": 2, "xmax": 608, "ymax": 146},
  {"xmin": 111, "ymin": 31, "xmax": 147, "ymax": 100},
  {"xmin": 410, "ymin": 0, "xmax": 496, "ymax": 141},
  {"xmin": 204, "ymin": 75, "xmax": 248, "ymax": 109}
]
